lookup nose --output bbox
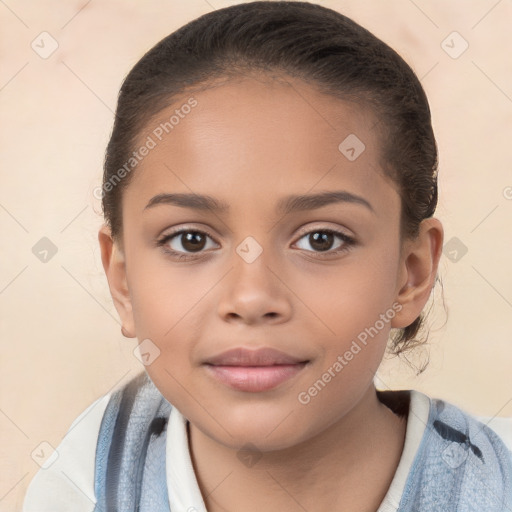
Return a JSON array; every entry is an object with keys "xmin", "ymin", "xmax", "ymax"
[{"xmin": 216, "ymin": 247, "xmax": 293, "ymax": 325}]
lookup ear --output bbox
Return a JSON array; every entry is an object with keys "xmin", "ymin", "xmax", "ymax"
[
  {"xmin": 391, "ymin": 217, "xmax": 444, "ymax": 329},
  {"xmin": 98, "ymin": 224, "xmax": 136, "ymax": 338}
]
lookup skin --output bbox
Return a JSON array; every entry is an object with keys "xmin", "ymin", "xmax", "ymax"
[{"xmin": 99, "ymin": 73, "xmax": 443, "ymax": 511}]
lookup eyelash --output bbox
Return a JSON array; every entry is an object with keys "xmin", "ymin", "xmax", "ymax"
[{"xmin": 156, "ymin": 226, "xmax": 356, "ymax": 262}]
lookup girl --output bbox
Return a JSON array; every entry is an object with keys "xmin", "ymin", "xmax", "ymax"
[{"xmin": 23, "ymin": 2, "xmax": 512, "ymax": 511}]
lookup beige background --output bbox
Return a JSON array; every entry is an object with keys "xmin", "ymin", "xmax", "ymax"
[{"xmin": 1, "ymin": 0, "xmax": 512, "ymax": 510}]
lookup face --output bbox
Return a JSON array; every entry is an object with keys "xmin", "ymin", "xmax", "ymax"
[{"xmin": 104, "ymin": 74, "xmax": 416, "ymax": 451}]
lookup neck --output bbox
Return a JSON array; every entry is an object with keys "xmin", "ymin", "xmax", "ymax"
[{"xmin": 188, "ymin": 384, "xmax": 408, "ymax": 512}]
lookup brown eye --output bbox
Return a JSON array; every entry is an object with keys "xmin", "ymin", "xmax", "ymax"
[
  {"xmin": 307, "ymin": 231, "xmax": 335, "ymax": 251},
  {"xmin": 294, "ymin": 228, "xmax": 355, "ymax": 256},
  {"xmin": 180, "ymin": 232, "xmax": 208, "ymax": 252},
  {"xmin": 158, "ymin": 229, "xmax": 218, "ymax": 255}
]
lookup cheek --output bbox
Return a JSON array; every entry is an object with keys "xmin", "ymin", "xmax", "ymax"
[
  {"xmin": 127, "ymin": 252, "xmax": 212, "ymax": 336},
  {"xmin": 302, "ymin": 246, "xmax": 400, "ymax": 339},
  {"xmin": 293, "ymin": 264, "xmax": 398, "ymax": 427},
  {"xmin": 126, "ymin": 257, "xmax": 219, "ymax": 397}
]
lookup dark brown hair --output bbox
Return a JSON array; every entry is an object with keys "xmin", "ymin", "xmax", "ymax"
[{"xmin": 100, "ymin": 1, "xmax": 439, "ymax": 361}]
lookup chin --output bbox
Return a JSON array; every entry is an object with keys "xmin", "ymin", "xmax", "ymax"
[
  {"xmin": 210, "ymin": 424, "xmax": 308, "ymax": 453},
  {"xmin": 193, "ymin": 403, "xmax": 312, "ymax": 451}
]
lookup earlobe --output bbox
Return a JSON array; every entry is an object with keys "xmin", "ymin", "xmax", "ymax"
[
  {"xmin": 98, "ymin": 224, "xmax": 136, "ymax": 338},
  {"xmin": 391, "ymin": 218, "xmax": 444, "ymax": 329}
]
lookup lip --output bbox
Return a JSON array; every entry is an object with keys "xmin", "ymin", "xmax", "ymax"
[
  {"xmin": 203, "ymin": 347, "xmax": 309, "ymax": 392},
  {"xmin": 204, "ymin": 347, "xmax": 307, "ymax": 366}
]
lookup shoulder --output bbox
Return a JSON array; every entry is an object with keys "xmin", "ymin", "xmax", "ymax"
[
  {"xmin": 427, "ymin": 396, "xmax": 512, "ymax": 468},
  {"xmin": 474, "ymin": 414, "xmax": 512, "ymax": 453},
  {"xmin": 23, "ymin": 372, "xmax": 165, "ymax": 512},
  {"xmin": 400, "ymin": 393, "xmax": 512, "ymax": 511},
  {"xmin": 22, "ymin": 390, "xmax": 111, "ymax": 512}
]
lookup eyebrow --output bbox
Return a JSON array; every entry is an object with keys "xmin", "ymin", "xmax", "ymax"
[{"xmin": 144, "ymin": 190, "xmax": 374, "ymax": 215}]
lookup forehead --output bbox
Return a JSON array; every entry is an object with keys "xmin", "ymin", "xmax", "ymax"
[{"xmin": 123, "ymin": 75, "xmax": 398, "ymax": 219}]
